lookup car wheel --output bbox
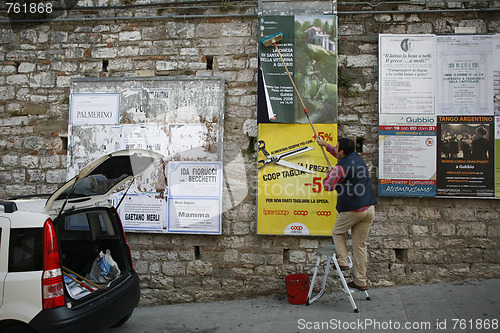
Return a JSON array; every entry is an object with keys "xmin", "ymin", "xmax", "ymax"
[{"xmin": 111, "ymin": 310, "xmax": 134, "ymax": 328}]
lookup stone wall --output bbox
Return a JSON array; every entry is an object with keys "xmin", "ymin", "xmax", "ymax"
[{"xmin": 1, "ymin": 1, "xmax": 499, "ymax": 306}]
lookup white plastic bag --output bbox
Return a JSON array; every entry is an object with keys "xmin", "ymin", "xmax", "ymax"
[{"xmin": 88, "ymin": 249, "xmax": 121, "ymax": 283}]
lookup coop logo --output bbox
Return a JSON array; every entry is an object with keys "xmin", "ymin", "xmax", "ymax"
[
  {"xmin": 294, "ymin": 210, "xmax": 308, "ymax": 216},
  {"xmin": 406, "ymin": 116, "xmax": 435, "ymax": 124},
  {"xmin": 313, "ymin": 211, "xmax": 332, "ymax": 217},
  {"xmin": 285, "ymin": 223, "xmax": 310, "ymax": 235},
  {"xmin": 263, "ymin": 209, "xmax": 289, "ymax": 216}
]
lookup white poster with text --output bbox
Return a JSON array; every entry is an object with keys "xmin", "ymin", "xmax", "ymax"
[
  {"xmin": 167, "ymin": 161, "xmax": 222, "ymax": 234},
  {"xmin": 379, "ymin": 35, "xmax": 435, "ymax": 114}
]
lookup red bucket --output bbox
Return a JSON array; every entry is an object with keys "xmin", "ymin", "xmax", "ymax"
[{"xmin": 285, "ymin": 273, "xmax": 310, "ymax": 305}]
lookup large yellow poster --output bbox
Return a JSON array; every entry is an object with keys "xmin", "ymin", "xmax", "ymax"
[{"xmin": 257, "ymin": 123, "xmax": 337, "ymax": 235}]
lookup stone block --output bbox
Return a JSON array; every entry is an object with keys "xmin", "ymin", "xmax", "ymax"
[
  {"xmin": 346, "ymin": 54, "xmax": 377, "ymax": 68},
  {"xmin": 156, "ymin": 60, "xmax": 178, "ymax": 71},
  {"xmin": 371, "ymin": 221, "xmax": 408, "ymax": 237},
  {"xmin": 221, "ymin": 278, "xmax": 244, "ymax": 294},
  {"xmin": 436, "ymin": 222, "xmax": 456, "ymax": 236},
  {"xmin": 51, "ymin": 31, "xmax": 68, "ymax": 43},
  {"xmin": 255, "ymin": 265, "xmax": 275, "ymax": 275},
  {"xmin": 134, "ymin": 260, "xmax": 149, "ymax": 274},
  {"xmin": 232, "ymin": 267, "xmax": 253, "ymax": 275},
  {"xmin": 374, "ymin": 14, "xmax": 392, "ymax": 23},
  {"xmin": 458, "ymin": 19, "xmax": 487, "ymax": 33},
  {"xmin": 470, "ymin": 264, "xmax": 500, "ymax": 279},
  {"xmin": 2, "ymin": 154, "xmax": 19, "ymax": 167},
  {"xmin": 223, "ymin": 249, "xmax": 238, "ymax": 262},
  {"xmin": 370, "ymin": 248, "xmax": 395, "ymax": 262},
  {"xmin": 6, "ymin": 74, "xmax": 29, "ymax": 86},
  {"xmin": 221, "ymin": 22, "xmax": 251, "ymax": 37},
  {"xmin": 436, "ymin": 264, "xmax": 470, "ymax": 279},
  {"xmin": 407, "ymin": 22, "xmax": 433, "ymax": 34},
  {"xmin": 20, "ymin": 30, "xmax": 37, "ymax": 44},
  {"xmin": 241, "ymin": 253, "xmax": 266, "ymax": 266},
  {"xmin": 406, "ymin": 249, "xmax": 423, "ymax": 263},
  {"xmin": 289, "ymin": 250, "xmax": 306, "ymax": 263},
  {"xmin": 30, "ymin": 72, "xmax": 55, "ymax": 88},
  {"xmin": 0, "ymin": 64, "xmax": 17, "ymax": 75},
  {"xmin": 21, "ymin": 155, "xmax": 38, "ymax": 168},
  {"xmin": 166, "ymin": 22, "xmax": 195, "ymax": 39},
  {"xmin": 27, "ymin": 169, "xmax": 44, "ymax": 182},
  {"xmin": 108, "ymin": 58, "xmax": 134, "ymax": 71},
  {"xmin": 457, "ymin": 222, "xmax": 487, "ymax": 237},
  {"xmin": 45, "ymin": 169, "xmax": 66, "ymax": 184},
  {"xmin": 232, "ymin": 222, "xmax": 249, "ymax": 235},
  {"xmin": 119, "ymin": 31, "xmax": 141, "ymax": 41},
  {"xmin": 339, "ymin": 24, "xmax": 364, "ymax": 36},
  {"xmin": 196, "ymin": 23, "xmax": 222, "ymax": 38},
  {"xmin": 299, "ymin": 240, "xmax": 318, "ymax": 250},
  {"xmin": 92, "ymin": 47, "xmax": 118, "ymax": 59},
  {"xmin": 178, "ymin": 250, "xmax": 194, "ymax": 261},
  {"xmin": 162, "ymin": 261, "xmax": 186, "ymax": 276},
  {"xmin": 187, "ymin": 261, "xmax": 213, "ymax": 275},
  {"xmin": 56, "ymin": 75, "xmax": 70, "ymax": 88},
  {"xmin": 40, "ymin": 155, "xmax": 60, "ymax": 169},
  {"xmin": 390, "ymin": 263, "xmax": 406, "ymax": 279}
]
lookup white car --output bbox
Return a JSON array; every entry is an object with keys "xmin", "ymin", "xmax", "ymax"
[{"xmin": 0, "ymin": 149, "xmax": 163, "ymax": 333}]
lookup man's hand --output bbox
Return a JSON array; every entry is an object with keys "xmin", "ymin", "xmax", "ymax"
[{"xmin": 316, "ymin": 136, "xmax": 328, "ymax": 147}]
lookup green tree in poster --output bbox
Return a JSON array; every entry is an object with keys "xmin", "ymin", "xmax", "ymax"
[{"xmin": 294, "ymin": 18, "xmax": 337, "ymax": 124}]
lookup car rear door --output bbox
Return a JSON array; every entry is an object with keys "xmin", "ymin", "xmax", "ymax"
[{"xmin": 0, "ymin": 216, "xmax": 10, "ymax": 308}]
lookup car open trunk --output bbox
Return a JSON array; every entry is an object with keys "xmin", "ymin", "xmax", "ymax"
[
  {"xmin": 54, "ymin": 207, "xmax": 132, "ymax": 304},
  {"xmin": 41, "ymin": 149, "xmax": 162, "ymax": 307}
]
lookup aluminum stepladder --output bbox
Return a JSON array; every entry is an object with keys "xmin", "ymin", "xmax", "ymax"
[{"xmin": 306, "ymin": 243, "xmax": 370, "ymax": 312}]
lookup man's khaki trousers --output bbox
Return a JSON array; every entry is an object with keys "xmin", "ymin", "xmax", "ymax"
[{"xmin": 332, "ymin": 205, "xmax": 375, "ymax": 287}]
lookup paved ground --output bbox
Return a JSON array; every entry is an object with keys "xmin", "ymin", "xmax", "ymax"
[{"xmin": 117, "ymin": 279, "xmax": 500, "ymax": 332}]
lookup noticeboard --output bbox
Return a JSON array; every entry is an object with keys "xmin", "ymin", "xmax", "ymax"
[
  {"xmin": 379, "ymin": 34, "xmax": 500, "ymax": 198},
  {"xmin": 69, "ymin": 77, "xmax": 226, "ymax": 234}
]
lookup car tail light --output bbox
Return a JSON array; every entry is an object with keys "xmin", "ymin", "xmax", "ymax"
[
  {"xmin": 115, "ymin": 208, "xmax": 134, "ymax": 269},
  {"xmin": 42, "ymin": 218, "xmax": 65, "ymax": 309}
]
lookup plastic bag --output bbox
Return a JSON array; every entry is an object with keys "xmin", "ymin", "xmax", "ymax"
[{"xmin": 88, "ymin": 249, "xmax": 121, "ymax": 283}]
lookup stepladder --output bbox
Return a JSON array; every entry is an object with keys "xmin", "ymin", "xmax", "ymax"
[{"xmin": 306, "ymin": 243, "xmax": 370, "ymax": 312}]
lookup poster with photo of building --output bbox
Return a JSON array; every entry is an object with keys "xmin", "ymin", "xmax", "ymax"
[{"xmin": 258, "ymin": 15, "xmax": 337, "ymax": 124}]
